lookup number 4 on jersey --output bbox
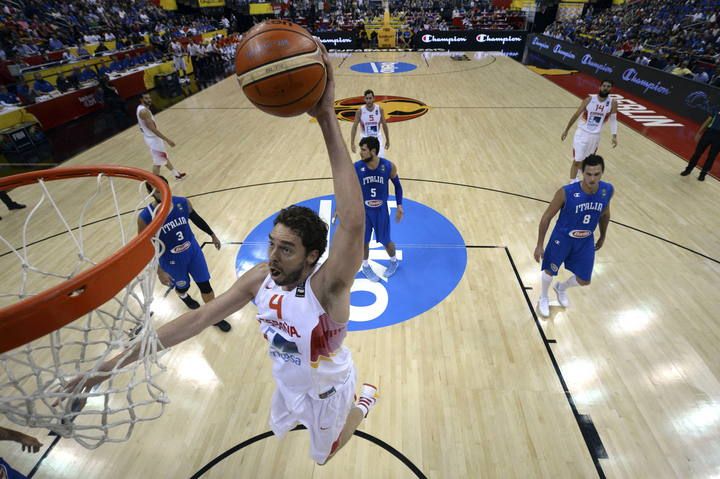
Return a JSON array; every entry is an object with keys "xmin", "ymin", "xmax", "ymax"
[{"xmin": 269, "ymin": 294, "xmax": 283, "ymax": 319}]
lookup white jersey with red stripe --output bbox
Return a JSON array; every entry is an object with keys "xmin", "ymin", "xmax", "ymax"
[
  {"xmin": 360, "ymin": 104, "xmax": 383, "ymax": 140},
  {"xmin": 577, "ymin": 94, "xmax": 613, "ymax": 135},
  {"xmin": 254, "ymin": 270, "xmax": 353, "ymax": 399},
  {"xmin": 137, "ymin": 105, "xmax": 160, "ymax": 141}
]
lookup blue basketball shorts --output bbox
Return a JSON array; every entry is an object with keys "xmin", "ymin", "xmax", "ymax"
[
  {"xmin": 159, "ymin": 240, "xmax": 211, "ymax": 290},
  {"xmin": 541, "ymin": 231, "xmax": 595, "ymax": 282},
  {"xmin": 364, "ymin": 206, "xmax": 391, "ymax": 245}
]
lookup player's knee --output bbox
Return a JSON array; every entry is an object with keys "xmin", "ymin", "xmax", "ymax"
[
  {"xmin": 196, "ymin": 281, "xmax": 213, "ymax": 295},
  {"xmin": 175, "ymin": 285, "xmax": 190, "ymax": 294},
  {"xmin": 577, "ymin": 278, "xmax": 591, "ymax": 286}
]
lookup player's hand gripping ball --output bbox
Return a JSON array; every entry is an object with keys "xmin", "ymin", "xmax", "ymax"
[{"xmin": 235, "ymin": 20, "xmax": 327, "ymax": 117}]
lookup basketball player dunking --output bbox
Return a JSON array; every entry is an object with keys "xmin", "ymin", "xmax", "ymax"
[
  {"xmin": 137, "ymin": 93, "xmax": 186, "ymax": 179},
  {"xmin": 63, "ymin": 41, "xmax": 379, "ymax": 465},
  {"xmin": 350, "ymin": 89, "xmax": 390, "ymax": 158},
  {"xmin": 533, "ymin": 154, "xmax": 614, "ymax": 318},
  {"xmin": 561, "ymin": 80, "xmax": 618, "ymax": 182}
]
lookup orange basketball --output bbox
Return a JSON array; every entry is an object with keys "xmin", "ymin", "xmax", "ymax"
[{"xmin": 235, "ymin": 20, "xmax": 327, "ymax": 117}]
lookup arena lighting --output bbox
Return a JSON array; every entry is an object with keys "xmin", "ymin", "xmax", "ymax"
[
  {"xmin": 650, "ymin": 362, "xmax": 686, "ymax": 385},
  {"xmin": 610, "ymin": 308, "xmax": 654, "ymax": 336},
  {"xmin": 677, "ymin": 402, "xmax": 720, "ymax": 437},
  {"xmin": 561, "ymin": 358, "xmax": 598, "ymax": 389}
]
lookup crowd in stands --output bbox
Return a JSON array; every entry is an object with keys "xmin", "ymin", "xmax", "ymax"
[
  {"xmin": 543, "ymin": 0, "xmax": 720, "ymax": 87},
  {"xmin": 0, "ymin": 0, "xmax": 226, "ymax": 62},
  {"xmin": 267, "ymin": 0, "xmax": 525, "ymax": 45}
]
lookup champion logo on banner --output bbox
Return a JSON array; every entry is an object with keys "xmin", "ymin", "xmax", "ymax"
[
  {"xmin": 235, "ymin": 195, "xmax": 467, "ymax": 331},
  {"xmin": 621, "ymin": 68, "xmax": 671, "ymax": 95},
  {"xmin": 475, "ymin": 33, "xmax": 522, "ymax": 44},
  {"xmin": 531, "ymin": 37, "xmax": 550, "ymax": 49},
  {"xmin": 553, "ymin": 44, "xmax": 576, "ymax": 60},
  {"xmin": 581, "ymin": 54, "xmax": 613, "ymax": 74},
  {"xmin": 421, "ymin": 34, "xmax": 467, "ymax": 44},
  {"xmin": 320, "ymin": 37, "xmax": 353, "ymax": 46}
]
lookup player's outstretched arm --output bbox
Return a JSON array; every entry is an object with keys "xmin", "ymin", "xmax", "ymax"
[
  {"xmin": 58, "ymin": 264, "xmax": 268, "ymax": 400},
  {"xmin": 534, "ymin": 187, "xmax": 565, "ymax": 262},
  {"xmin": 308, "ymin": 41, "xmax": 364, "ymax": 319}
]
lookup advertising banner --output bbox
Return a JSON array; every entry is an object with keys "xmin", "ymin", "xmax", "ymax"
[
  {"xmin": 315, "ymin": 31, "xmax": 359, "ymax": 50},
  {"xmin": 415, "ymin": 30, "xmax": 526, "ymax": 58},
  {"xmin": 526, "ymin": 34, "xmax": 719, "ymax": 123}
]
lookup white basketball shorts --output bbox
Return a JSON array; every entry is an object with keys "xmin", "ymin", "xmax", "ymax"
[
  {"xmin": 269, "ymin": 366, "xmax": 356, "ymax": 464},
  {"xmin": 144, "ymin": 136, "xmax": 168, "ymax": 166},
  {"xmin": 572, "ymin": 129, "xmax": 601, "ymax": 163}
]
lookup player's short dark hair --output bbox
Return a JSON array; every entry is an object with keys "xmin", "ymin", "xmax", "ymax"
[
  {"xmin": 581, "ymin": 154, "xmax": 605, "ymax": 171},
  {"xmin": 600, "ymin": 79, "xmax": 614, "ymax": 86},
  {"xmin": 359, "ymin": 136, "xmax": 380, "ymax": 155},
  {"xmin": 364, "ymin": 89, "xmax": 374, "ymax": 97},
  {"xmin": 274, "ymin": 205, "xmax": 328, "ymax": 265},
  {"xmin": 145, "ymin": 175, "xmax": 169, "ymax": 194}
]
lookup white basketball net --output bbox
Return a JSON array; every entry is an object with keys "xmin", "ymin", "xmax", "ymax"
[{"xmin": 0, "ymin": 173, "xmax": 168, "ymax": 449}]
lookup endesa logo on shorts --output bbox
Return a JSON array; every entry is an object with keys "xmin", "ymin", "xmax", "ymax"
[
  {"xmin": 365, "ymin": 199, "xmax": 383, "ymax": 207},
  {"xmin": 569, "ymin": 230, "xmax": 592, "ymax": 239},
  {"xmin": 235, "ymin": 195, "xmax": 467, "ymax": 331}
]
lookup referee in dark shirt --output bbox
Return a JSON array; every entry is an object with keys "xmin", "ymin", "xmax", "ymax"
[{"xmin": 682, "ymin": 106, "xmax": 720, "ymax": 181}]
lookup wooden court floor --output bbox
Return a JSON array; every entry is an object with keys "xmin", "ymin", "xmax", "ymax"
[{"xmin": 1, "ymin": 52, "xmax": 720, "ymax": 478}]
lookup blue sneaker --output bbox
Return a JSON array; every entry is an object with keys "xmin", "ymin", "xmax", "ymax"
[
  {"xmin": 384, "ymin": 261, "xmax": 398, "ymax": 278},
  {"xmin": 362, "ymin": 264, "xmax": 380, "ymax": 282}
]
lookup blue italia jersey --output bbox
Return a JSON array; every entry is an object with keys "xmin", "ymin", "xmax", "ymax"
[
  {"xmin": 355, "ymin": 158, "xmax": 392, "ymax": 208},
  {"xmin": 554, "ymin": 181, "xmax": 614, "ymax": 238},
  {"xmin": 139, "ymin": 196, "xmax": 197, "ymax": 254}
]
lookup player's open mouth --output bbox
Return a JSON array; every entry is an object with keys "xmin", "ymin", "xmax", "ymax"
[{"xmin": 270, "ymin": 267, "xmax": 281, "ymax": 277}]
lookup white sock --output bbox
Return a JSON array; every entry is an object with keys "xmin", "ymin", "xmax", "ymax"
[
  {"xmin": 390, "ymin": 255, "xmax": 397, "ymax": 263},
  {"xmin": 560, "ymin": 275, "xmax": 580, "ymax": 290},
  {"xmin": 541, "ymin": 271, "xmax": 552, "ymax": 298},
  {"xmin": 178, "ymin": 292, "xmax": 188, "ymax": 299},
  {"xmin": 362, "ymin": 260, "xmax": 369, "ymax": 267},
  {"xmin": 356, "ymin": 396, "xmax": 376, "ymax": 418},
  {"xmin": 172, "ymin": 169, "xmax": 181, "ymax": 177}
]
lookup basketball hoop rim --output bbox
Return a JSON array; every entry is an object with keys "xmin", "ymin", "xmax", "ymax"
[{"xmin": 0, "ymin": 166, "xmax": 171, "ymax": 354}]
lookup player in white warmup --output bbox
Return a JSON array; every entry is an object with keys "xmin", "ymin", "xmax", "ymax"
[
  {"xmin": 561, "ymin": 79, "xmax": 618, "ymax": 182},
  {"xmin": 350, "ymin": 89, "xmax": 390, "ymax": 158},
  {"xmin": 137, "ymin": 93, "xmax": 186, "ymax": 179},
  {"xmin": 63, "ymin": 41, "xmax": 378, "ymax": 465}
]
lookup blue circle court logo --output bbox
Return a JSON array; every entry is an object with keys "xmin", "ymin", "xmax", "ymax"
[
  {"xmin": 235, "ymin": 195, "xmax": 467, "ymax": 331},
  {"xmin": 350, "ymin": 62, "xmax": 417, "ymax": 74}
]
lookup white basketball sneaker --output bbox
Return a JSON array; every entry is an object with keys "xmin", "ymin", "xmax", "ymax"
[
  {"xmin": 537, "ymin": 296, "xmax": 550, "ymax": 318},
  {"xmin": 356, "ymin": 383, "xmax": 379, "ymax": 418},
  {"xmin": 553, "ymin": 283, "xmax": 570, "ymax": 308}
]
